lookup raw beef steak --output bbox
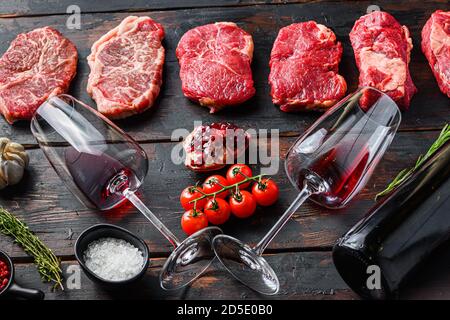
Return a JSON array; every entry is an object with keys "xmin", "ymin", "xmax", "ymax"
[
  {"xmin": 0, "ymin": 27, "xmax": 77, "ymax": 124},
  {"xmin": 87, "ymin": 16, "xmax": 165, "ymax": 119},
  {"xmin": 269, "ymin": 21, "xmax": 347, "ymax": 112},
  {"xmin": 176, "ymin": 22, "xmax": 255, "ymax": 113},
  {"xmin": 350, "ymin": 11, "xmax": 417, "ymax": 110},
  {"xmin": 422, "ymin": 10, "xmax": 450, "ymax": 98}
]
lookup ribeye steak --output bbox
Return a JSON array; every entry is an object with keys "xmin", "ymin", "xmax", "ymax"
[
  {"xmin": 176, "ymin": 22, "xmax": 255, "ymax": 113},
  {"xmin": 0, "ymin": 27, "xmax": 77, "ymax": 124},
  {"xmin": 269, "ymin": 21, "xmax": 347, "ymax": 112},
  {"xmin": 422, "ymin": 10, "xmax": 450, "ymax": 98},
  {"xmin": 350, "ymin": 11, "xmax": 417, "ymax": 110},
  {"xmin": 87, "ymin": 16, "xmax": 165, "ymax": 119}
]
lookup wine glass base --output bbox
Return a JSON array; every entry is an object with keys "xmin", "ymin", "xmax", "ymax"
[
  {"xmin": 212, "ymin": 235, "xmax": 279, "ymax": 295},
  {"xmin": 160, "ymin": 226, "xmax": 222, "ymax": 290}
]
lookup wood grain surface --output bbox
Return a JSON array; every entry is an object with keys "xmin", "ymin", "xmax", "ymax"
[
  {"xmin": 11, "ymin": 242, "xmax": 450, "ymax": 300},
  {"xmin": 0, "ymin": 0, "xmax": 449, "ymax": 300}
]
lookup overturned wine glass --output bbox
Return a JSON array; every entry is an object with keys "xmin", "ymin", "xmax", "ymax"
[
  {"xmin": 212, "ymin": 87, "xmax": 402, "ymax": 295},
  {"xmin": 30, "ymin": 94, "xmax": 222, "ymax": 290}
]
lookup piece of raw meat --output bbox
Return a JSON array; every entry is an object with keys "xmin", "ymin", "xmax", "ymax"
[
  {"xmin": 0, "ymin": 27, "xmax": 77, "ymax": 124},
  {"xmin": 269, "ymin": 21, "xmax": 347, "ymax": 112},
  {"xmin": 350, "ymin": 11, "xmax": 417, "ymax": 110},
  {"xmin": 87, "ymin": 16, "xmax": 165, "ymax": 119},
  {"xmin": 422, "ymin": 10, "xmax": 450, "ymax": 98},
  {"xmin": 176, "ymin": 22, "xmax": 255, "ymax": 113}
]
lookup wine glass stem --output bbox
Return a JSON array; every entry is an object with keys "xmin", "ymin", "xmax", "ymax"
[
  {"xmin": 253, "ymin": 184, "xmax": 312, "ymax": 256},
  {"xmin": 123, "ymin": 189, "xmax": 181, "ymax": 248}
]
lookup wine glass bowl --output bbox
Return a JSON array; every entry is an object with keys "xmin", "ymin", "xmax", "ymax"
[
  {"xmin": 31, "ymin": 94, "xmax": 148, "ymax": 210},
  {"xmin": 213, "ymin": 87, "xmax": 402, "ymax": 295},
  {"xmin": 285, "ymin": 87, "xmax": 401, "ymax": 209},
  {"xmin": 160, "ymin": 226, "xmax": 222, "ymax": 290},
  {"xmin": 31, "ymin": 94, "xmax": 222, "ymax": 291},
  {"xmin": 212, "ymin": 235, "xmax": 279, "ymax": 295}
]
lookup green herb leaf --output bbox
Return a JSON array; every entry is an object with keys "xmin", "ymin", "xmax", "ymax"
[
  {"xmin": 0, "ymin": 208, "xmax": 64, "ymax": 290},
  {"xmin": 376, "ymin": 124, "xmax": 450, "ymax": 200}
]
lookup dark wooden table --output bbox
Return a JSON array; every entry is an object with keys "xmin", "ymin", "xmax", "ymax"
[{"xmin": 0, "ymin": 0, "xmax": 449, "ymax": 300}]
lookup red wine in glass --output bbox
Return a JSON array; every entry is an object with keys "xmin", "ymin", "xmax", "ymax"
[
  {"xmin": 65, "ymin": 147, "xmax": 139, "ymax": 210},
  {"xmin": 299, "ymin": 142, "xmax": 370, "ymax": 208}
]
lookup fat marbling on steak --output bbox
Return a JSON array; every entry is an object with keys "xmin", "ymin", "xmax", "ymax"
[
  {"xmin": 350, "ymin": 11, "xmax": 417, "ymax": 110},
  {"xmin": 422, "ymin": 10, "xmax": 450, "ymax": 98},
  {"xmin": 0, "ymin": 27, "xmax": 77, "ymax": 124},
  {"xmin": 87, "ymin": 16, "xmax": 165, "ymax": 119},
  {"xmin": 176, "ymin": 22, "xmax": 255, "ymax": 113},
  {"xmin": 269, "ymin": 21, "xmax": 347, "ymax": 112}
]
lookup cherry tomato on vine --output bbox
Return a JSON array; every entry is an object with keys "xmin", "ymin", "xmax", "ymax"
[
  {"xmin": 226, "ymin": 164, "xmax": 253, "ymax": 189},
  {"xmin": 180, "ymin": 186, "xmax": 207, "ymax": 210},
  {"xmin": 252, "ymin": 179, "xmax": 279, "ymax": 206},
  {"xmin": 202, "ymin": 175, "xmax": 229, "ymax": 199},
  {"xmin": 204, "ymin": 198, "xmax": 231, "ymax": 225},
  {"xmin": 181, "ymin": 209, "xmax": 208, "ymax": 236},
  {"xmin": 229, "ymin": 190, "xmax": 257, "ymax": 218}
]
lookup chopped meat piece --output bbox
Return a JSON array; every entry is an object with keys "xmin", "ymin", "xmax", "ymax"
[
  {"xmin": 269, "ymin": 21, "xmax": 347, "ymax": 112},
  {"xmin": 422, "ymin": 10, "xmax": 450, "ymax": 98},
  {"xmin": 87, "ymin": 16, "xmax": 165, "ymax": 119},
  {"xmin": 0, "ymin": 27, "xmax": 77, "ymax": 123},
  {"xmin": 176, "ymin": 22, "xmax": 255, "ymax": 113},
  {"xmin": 350, "ymin": 11, "xmax": 417, "ymax": 110}
]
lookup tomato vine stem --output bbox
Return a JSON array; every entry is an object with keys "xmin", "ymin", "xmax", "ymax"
[{"xmin": 189, "ymin": 174, "xmax": 267, "ymax": 204}]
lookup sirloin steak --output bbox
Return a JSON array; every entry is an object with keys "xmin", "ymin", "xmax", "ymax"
[
  {"xmin": 422, "ymin": 10, "xmax": 450, "ymax": 98},
  {"xmin": 269, "ymin": 21, "xmax": 347, "ymax": 112},
  {"xmin": 350, "ymin": 11, "xmax": 417, "ymax": 110},
  {"xmin": 0, "ymin": 27, "xmax": 77, "ymax": 124},
  {"xmin": 87, "ymin": 16, "xmax": 165, "ymax": 119},
  {"xmin": 176, "ymin": 22, "xmax": 255, "ymax": 113}
]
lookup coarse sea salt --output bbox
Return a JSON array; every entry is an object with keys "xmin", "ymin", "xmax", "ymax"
[{"xmin": 83, "ymin": 237, "xmax": 145, "ymax": 281}]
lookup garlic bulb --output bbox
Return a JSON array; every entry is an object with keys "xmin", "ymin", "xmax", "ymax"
[{"xmin": 0, "ymin": 138, "xmax": 29, "ymax": 189}]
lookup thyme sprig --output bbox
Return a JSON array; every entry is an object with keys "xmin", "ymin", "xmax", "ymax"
[
  {"xmin": 0, "ymin": 208, "xmax": 64, "ymax": 290},
  {"xmin": 376, "ymin": 124, "xmax": 450, "ymax": 200}
]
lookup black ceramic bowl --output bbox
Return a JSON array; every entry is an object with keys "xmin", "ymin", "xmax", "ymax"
[
  {"xmin": 0, "ymin": 250, "xmax": 44, "ymax": 300},
  {"xmin": 74, "ymin": 224, "xmax": 150, "ymax": 287}
]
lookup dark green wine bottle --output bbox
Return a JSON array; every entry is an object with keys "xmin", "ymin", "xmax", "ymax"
[{"xmin": 333, "ymin": 141, "xmax": 450, "ymax": 299}]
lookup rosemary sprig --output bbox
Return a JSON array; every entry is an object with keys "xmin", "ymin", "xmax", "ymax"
[
  {"xmin": 376, "ymin": 124, "xmax": 450, "ymax": 200},
  {"xmin": 0, "ymin": 208, "xmax": 64, "ymax": 290}
]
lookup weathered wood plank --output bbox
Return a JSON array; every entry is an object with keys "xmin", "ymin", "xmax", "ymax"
[
  {"xmin": 8, "ymin": 253, "xmax": 357, "ymax": 300},
  {"xmin": 8, "ymin": 243, "xmax": 450, "ymax": 300},
  {"xmin": 0, "ymin": 131, "xmax": 439, "ymax": 258},
  {"xmin": 0, "ymin": 0, "xmax": 314, "ymax": 17},
  {"xmin": 0, "ymin": 1, "xmax": 448, "ymax": 145}
]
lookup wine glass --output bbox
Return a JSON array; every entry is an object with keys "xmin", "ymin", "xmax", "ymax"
[
  {"xmin": 212, "ymin": 87, "xmax": 402, "ymax": 295},
  {"xmin": 30, "ymin": 94, "xmax": 222, "ymax": 290}
]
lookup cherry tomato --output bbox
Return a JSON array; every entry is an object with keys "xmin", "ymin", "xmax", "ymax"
[
  {"xmin": 204, "ymin": 198, "xmax": 231, "ymax": 225},
  {"xmin": 226, "ymin": 164, "xmax": 253, "ymax": 189},
  {"xmin": 252, "ymin": 179, "xmax": 279, "ymax": 206},
  {"xmin": 181, "ymin": 209, "xmax": 209, "ymax": 236},
  {"xmin": 180, "ymin": 186, "xmax": 207, "ymax": 210},
  {"xmin": 202, "ymin": 175, "xmax": 229, "ymax": 199},
  {"xmin": 229, "ymin": 190, "xmax": 257, "ymax": 218}
]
